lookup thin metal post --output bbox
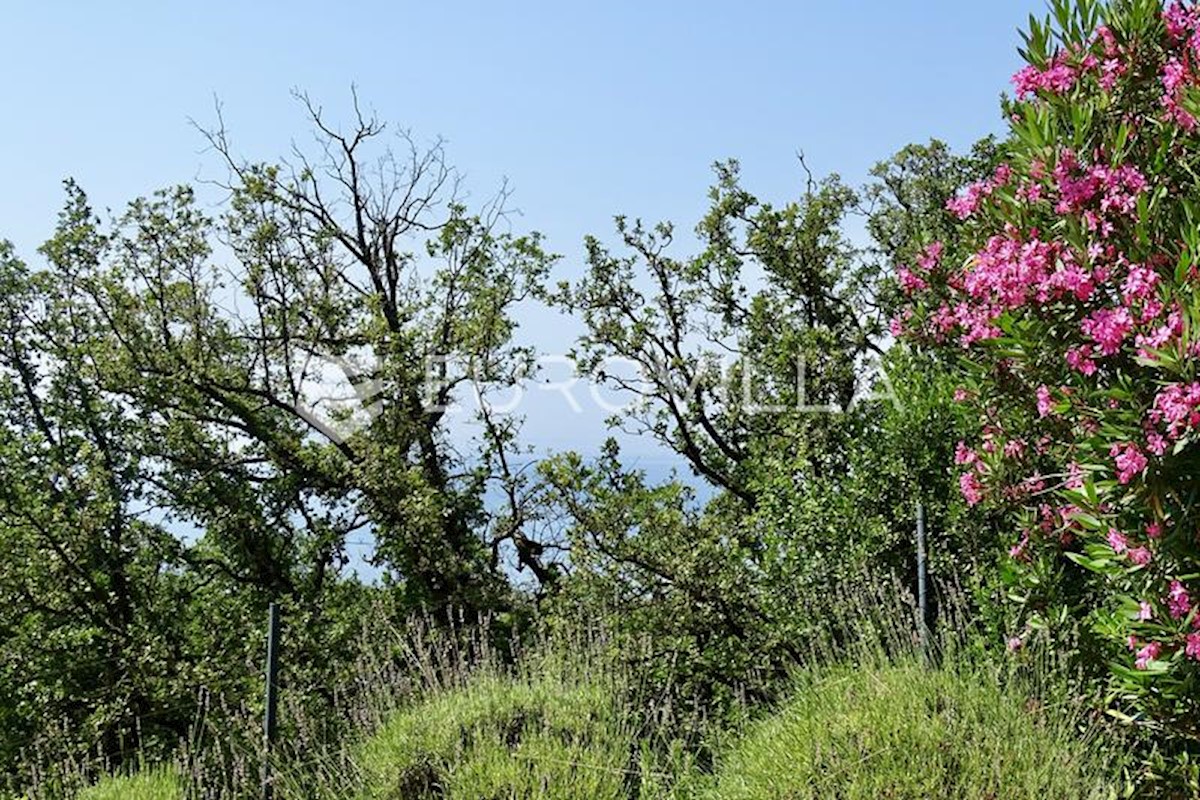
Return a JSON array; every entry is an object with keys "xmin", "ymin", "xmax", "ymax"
[
  {"xmin": 916, "ymin": 502, "xmax": 929, "ymax": 657},
  {"xmin": 263, "ymin": 602, "xmax": 281, "ymax": 800}
]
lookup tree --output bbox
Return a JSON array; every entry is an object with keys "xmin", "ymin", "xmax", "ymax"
[
  {"xmin": 0, "ymin": 221, "xmax": 191, "ymax": 766},
  {"xmin": 541, "ymin": 143, "xmax": 1001, "ymax": 713},
  {"xmin": 63, "ymin": 94, "xmax": 559, "ymax": 612},
  {"xmin": 0, "ymin": 95, "xmax": 561, "ymax": 779}
]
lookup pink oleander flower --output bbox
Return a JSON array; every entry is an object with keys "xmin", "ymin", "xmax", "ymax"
[
  {"xmin": 1128, "ymin": 546, "xmax": 1152, "ymax": 566},
  {"xmin": 897, "ymin": 266, "xmax": 927, "ymax": 294},
  {"xmin": 1110, "ymin": 442, "xmax": 1147, "ymax": 484},
  {"xmin": 917, "ymin": 241, "xmax": 943, "ymax": 271},
  {"xmin": 1003, "ymin": 438, "xmax": 1026, "ymax": 459},
  {"xmin": 1135, "ymin": 641, "xmax": 1162, "ymax": 670},
  {"xmin": 1107, "ymin": 528, "xmax": 1129, "ymax": 554},
  {"xmin": 1007, "ymin": 636, "xmax": 1024, "ymax": 652},
  {"xmin": 1066, "ymin": 462, "xmax": 1085, "ymax": 489},
  {"xmin": 1162, "ymin": 57, "xmax": 1199, "ymax": 130},
  {"xmin": 953, "ymin": 387, "xmax": 971, "ymax": 403},
  {"xmin": 1147, "ymin": 521, "xmax": 1163, "ymax": 539},
  {"xmin": 1009, "ymin": 531, "xmax": 1030, "ymax": 561},
  {"xmin": 947, "ymin": 181, "xmax": 989, "ymax": 219},
  {"xmin": 1140, "ymin": 298, "xmax": 1165, "ymax": 322},
  {"xmin": 959, "ymin": 471, "xmax": 984, "ymax": 506},
  {"xmin": 1165, "ymin": 1, "xmax": 1196, "ymax": 40},
  {"xmin": 1036, "ymin": 384, "xmax": 1054, "ymax": 417},
  {"xmin": 1012, "ymin": 65, "xmax": 1043, "ymax": 98},
  {"xmin": 1138, "ymin": 601, "xmax": 1154, "ymax": 621},
  {"xmin": 1169, "ymin": 580, "xmax": 1192, "ymax": 620},
  {"xmin": 1081, "ymin": 307, "xmax": 1134, "ymax": 356},
  {"xmin": 1164, "ymin": 57, "xmax": 1188, "ymax": 93},
  {"xmin": 1149, "ymin": 382, "xmax": 1200, "ymax": 438},
  {"xmin": 1122, "ymin": 264, "xmax": 1160, "ymax": 303},
  {"xmin": 1096, "ymin": 24, "xmax": 1118, "ymax": 55},
  {"xmin": 1188, "ymin": 632, "xmax": 1200, "ymax": 661},
  {"xmin": 1100, "ymin": 58, "xmax": 1125, "ymax": 91},
  {"xmin": 963, "ymin": 233, "xmax": 1057, "ymax": 310},
  {"xmin": 1065, "ymin": 345, "xmax": 1097, "ymax": 375},
  {"xmin": 954, "ymin": 441, "xmax": 977, "ymax": 465}
]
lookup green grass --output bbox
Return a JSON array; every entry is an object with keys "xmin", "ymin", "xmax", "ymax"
[
  {"xmin": 691, "ymin": 658, "xmax": 1123, "ymax": 799},
  {"xmin": 75, "ymin": 766, "xmax": 181, "ymax": 800},
  {"xmin": 65, "ymin": 652, "xmax": 1128, "ymax": 799},
  {"xmin": 353, "ymin": 652, "xmax": 648, "ymax": 799}
]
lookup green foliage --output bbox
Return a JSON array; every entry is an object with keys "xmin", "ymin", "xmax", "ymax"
[{"xmin": 542, "ymin": 141, "xmax": 1004, "ymax": 719}]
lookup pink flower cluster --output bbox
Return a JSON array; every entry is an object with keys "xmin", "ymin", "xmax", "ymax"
[
  {"xmin": 946, "ymin": 164, "xmax": 1013, "ymax": 220},
  {"xmin": 1161, "ymin": 58, "xmax": 1198, "ymax": 131},
  {"xmin": 1106, "ymin": 527, "xmax": 1150, "ymax": 564},
  {"xmin": 1165, "ymin": 1, "xmax": 1200, "ymax": 42},
  {"xmin": 963, "ymin": 233, "xmax": 1059, "ymax": 309},
  {"xmin": 1109, "ymin": 442, "xmax": 1148, "ymax": 485},
  {"xmin": 895, "ymin": 242, "xmax": 944, "ymax": 295},
  {"xmin": 959, "ymin": 471, "xmax": 984, "ymax": 506},
  {"xmin": 1080, "ymin": 307, "xmax": 1134, "ymax": 356},
  {"xmin": 1011, "ymin": 26, "xmax": 1131, "ymax": 101},
  {"xmin": 1135, "ymin": 640, "xmax": 1162, "ymax": 670},
  {"xmin": 1012, "ymin": 55, "xmax": 1078, "ymax": 99},
  {"xmin": 1168, "ymin": 580, "xmax": 1192, "ymax": 620},
  {"xmin": 1149, "ymin": 382, "xmax": 1200, "ymax": 440},
  {"xmin": 1161, "ymin": 4, "xmax": 1200, "ymax": 129},
  {"xmin": 1096, "ymin": 25, "xmax": 1126, "ymax": 92},
  {"xmin": 1036, "ymin": 384, "xmax": 1055, "ymax": 417},
  {"xmin": 1133, "ymin": 304, "xmax": 1183, "ymax": 361},
  {"xmin": 1052, "ymin": 151, "xmax": 1147, "ymax": 230}
]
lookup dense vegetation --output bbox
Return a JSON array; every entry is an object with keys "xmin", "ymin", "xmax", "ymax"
[{"xmin": 8, "ymin": 0, "xmax": 1200, "ymax": 796}]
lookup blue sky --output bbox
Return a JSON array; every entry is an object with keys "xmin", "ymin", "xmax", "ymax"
[{"xmin": 1, "ymin": 1, "xmax": 1044, "ymax": 466}]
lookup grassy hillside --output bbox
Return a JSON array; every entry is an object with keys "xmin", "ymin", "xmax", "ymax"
[
  {"xmin": 63, "ymin": 648, "xmax": 1125, "ymax": 799},
  {"xmin": 691, "ymin": 659, "xmax": 1120, "ymax": 799},
  {"xmin": 352, "ymin": 655, "xmax": 645, "ymax": 799}
]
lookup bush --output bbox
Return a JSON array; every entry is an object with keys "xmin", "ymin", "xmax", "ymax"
[
  {"xmin": 692, "ymin": 659, "xmax": 1123, "ymax": 799},
  {"xmin": 900, "ymin": 0, "xmax": 1200, "ymax": 742}
]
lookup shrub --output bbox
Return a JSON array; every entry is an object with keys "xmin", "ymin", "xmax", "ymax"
[{"xmin": 901, "ymin": 0, "xmax": 1200, "ymax": 740}]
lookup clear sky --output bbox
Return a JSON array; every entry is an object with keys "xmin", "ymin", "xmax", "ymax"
[{"xmin": 1, "ymin": 1, "xmax": 1044, "ymax": 466}]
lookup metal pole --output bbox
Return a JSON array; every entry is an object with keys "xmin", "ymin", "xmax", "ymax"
[
  {"xmin": 263, "ymin": 602, "xmax": 281, "ymax": 800},
  {"xmin": 916, "ymin": 502, "xmax": 928, "ymax": 658}
]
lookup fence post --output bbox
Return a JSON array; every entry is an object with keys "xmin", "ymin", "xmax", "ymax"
[
  {"xmin": 915, "ymin": 502, "xmax": 929, "ymax": 659},
  {"xmin": 263, "ymin": 602, "xmax": 281, "ymax": 800}
]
